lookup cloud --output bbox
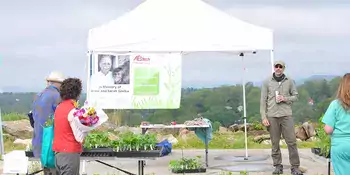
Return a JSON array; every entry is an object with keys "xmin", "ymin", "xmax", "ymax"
[
  {"xmin": 1, "ymin": 0, "xmax": 350, "ymax": 90},
  {"xmin": 181, "ymin": 4, "xmax": 350, "ymax": 86},
  {"xmin": 207, "ymin": 0, "xmax": 349, "ymax": 7},
  {"xmin": 225, "ymin": 5, "xmax": 350, "ymax": 36},
  {"xmin": 0, "ymin": 0, "xmax": 143, "ymax": 90}
]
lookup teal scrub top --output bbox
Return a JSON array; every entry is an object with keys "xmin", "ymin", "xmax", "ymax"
[{"xmin": 322, "ymin": 99, "xmax": 350, "ymax": 145}]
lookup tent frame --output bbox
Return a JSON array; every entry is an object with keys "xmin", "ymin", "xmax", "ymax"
[
  {"xmin": 84, "ymin": 0, "xmax": 275, "ymax": 173},
  {"xmin": 83, "ymin": 50, "xmax": 275, "ymax": 175}
]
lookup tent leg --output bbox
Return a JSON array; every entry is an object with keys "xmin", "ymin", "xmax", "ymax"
[
  {"xmin": 86, "ymin": 52, "xmax": 93, "ymax": 103},
  {"xmin": 240, "ymin": 53, "xmax": 248, "ymax": 159},
  {"xmin": 270, "ymin": 50, "xmax": 275, "ymax": 72},
  {"xmin": 0, "ymin": 108, "xmax": 4, "ymax": 159},
  {"xmin": 327, "ymin": 158, "xmax": 331, "ymax": 175}
]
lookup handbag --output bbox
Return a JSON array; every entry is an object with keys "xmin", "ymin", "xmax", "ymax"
[
  {"xmin": 41, "ymin": 115, "xmax": 55, "ymax": 168},
  {"xmin": 27, "ymin": 111, "xmax": 34, "ymax": 128}
]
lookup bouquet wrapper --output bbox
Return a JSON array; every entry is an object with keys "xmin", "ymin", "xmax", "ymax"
[{"xmin": 68, "ymin": 107, "xmax": 109, "ymax": 143}]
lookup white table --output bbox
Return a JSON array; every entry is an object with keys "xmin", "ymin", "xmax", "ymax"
[{"xmin": 140, "ymin": 124, "xmax": 210, "ymax": 167}]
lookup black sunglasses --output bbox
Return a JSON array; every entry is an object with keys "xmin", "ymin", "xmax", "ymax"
[{"xmin": 274, "ymin": 64, "xmax": 283, "ymax": 69}]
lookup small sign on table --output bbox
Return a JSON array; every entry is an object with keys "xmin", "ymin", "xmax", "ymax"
[{"xmin": 3, "ymin": 150, "xmax": 29, "ymax": 174}]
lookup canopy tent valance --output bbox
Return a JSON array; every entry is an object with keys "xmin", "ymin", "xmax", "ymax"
[{"xmin": 87, "ymin": 0, "xmax": 273, "ymax": 53}]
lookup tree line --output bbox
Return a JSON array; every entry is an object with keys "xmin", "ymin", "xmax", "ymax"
[{"xmin": 0, "ymin": 76, "xmax": 341, "ymax": 126}]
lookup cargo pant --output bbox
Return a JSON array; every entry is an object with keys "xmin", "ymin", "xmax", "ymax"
[
  {"xmin": 55, "ymin": 152, "xmax": 80, "ymax": 175},
  {"xmin": 267, "ymin": 116, "xmax": 300, "ymax": 168}
]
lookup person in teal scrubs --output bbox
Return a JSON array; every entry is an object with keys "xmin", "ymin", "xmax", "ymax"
[{"xmin": 322, "ymin": 73, "xmax": 350, "ymax": 175}]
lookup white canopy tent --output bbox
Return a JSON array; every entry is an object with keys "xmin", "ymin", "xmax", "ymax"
[
  {"xmin": 87, "ymin": 0, "xmax": 274, "ymax": 164},
  {"xmin": 88, "ymin": 0, "xmax": 273, "ymax": 53}
]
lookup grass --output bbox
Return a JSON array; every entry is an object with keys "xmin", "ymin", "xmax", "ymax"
[
  {"xmin": 173, "ymin": 131, "xmax": 317, "ymax": 149},
  {"xmin": 1, "ymin": 112, "xmax": 27, "ymax": 121},
  {"xmin": 3, "ymin": 134, "xmax": 26, "ymax": 153},
  {"xmin": 0, "ymin": 121, "xmax": 317, "ymax": 155},
  {"xmin": 0, "ymin": 113, "xmax": 28, "ymax": 153},
  {"xmin": 0, "ymin": 113, "xmax": 317, "ymax": 153}
]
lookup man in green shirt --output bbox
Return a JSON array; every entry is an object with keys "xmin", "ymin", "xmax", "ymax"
[{"xmin": 260, "ymin": 60, "xmax": 303, "ymax": 175}]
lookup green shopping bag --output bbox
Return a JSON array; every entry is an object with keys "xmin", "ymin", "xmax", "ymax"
[{"xmin": 41, "ymin": 117, "xmax": 55, "ymax": 168}]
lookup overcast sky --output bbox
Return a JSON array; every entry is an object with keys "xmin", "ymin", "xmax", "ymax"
[{"xmin": 0, "ymin": 0, "xmax": 349, "ymax": 91}]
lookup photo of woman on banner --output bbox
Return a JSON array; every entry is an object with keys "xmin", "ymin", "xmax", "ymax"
[{"xmin": 112, "ymin": 59, "xmax": 130, "ymax": 84}]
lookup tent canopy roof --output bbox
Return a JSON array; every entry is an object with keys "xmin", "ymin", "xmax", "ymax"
[{"xmin": 88, "ymin": 0, "xmax": 273, "ymax": 52}]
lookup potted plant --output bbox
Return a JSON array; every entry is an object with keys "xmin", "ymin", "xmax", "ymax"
[
  {"xmin": 169, "ymin": 156, "xmax": 206, "ymax": 174},
  {"xmin": 312, "ymin": 115, "xmax": 331, "ymax": 158}
]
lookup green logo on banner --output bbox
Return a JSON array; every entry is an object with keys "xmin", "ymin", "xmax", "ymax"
[{"xmin": 133, "ymin": 67, "xmax": 160, "ymax": 95}]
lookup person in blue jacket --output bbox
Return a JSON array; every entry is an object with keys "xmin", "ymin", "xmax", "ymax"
[{"xmin": 31, "ymin": 71, "xmax": 65, "ymax": 175}]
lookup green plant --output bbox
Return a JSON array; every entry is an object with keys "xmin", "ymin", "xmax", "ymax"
[
  {"xmin": 110, "ymin": 132, "xmax": 157, "ymax": 152},
  {"xmin": 83, "ymin": 131, "xmax": 112, "ymax": 149},
  {"xmin": 252, "ymin": 121, "xmax": 264, "ymax": 130},
  {"xmin": 43, "ymin": 117, "xmax": 53, "ymax": 127},
  {"xmin": 169, "ymin": 156, "xmax": 203, "ymax": 171},
  {"xmin": 315, "ymin": 114, "xmax": 331, "ymax": 157},
  {"xmin": 212, "ymin": 121, "xmax": 221, "ymax": 132},
  {"xmin": 83, "ymin": 131, "xmax": 158, "ymax": 152},
  {"xmin": 1, "ymin": 113, "xmax": 26, "ymax": 121}
]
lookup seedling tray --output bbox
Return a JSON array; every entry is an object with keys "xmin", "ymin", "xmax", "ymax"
[
  {"xmin": 25, "ymin": 147, "xmax": 162, "ymax": 158},
  {"xmin": 25, "ymin": 148, "xmax": 115, "ymax": 157},
  {"xmin": 113, "ymin": 149, "xmax": 161, "ymax": 158},
  {"xmin": 24, "ymin": 148, "xmax": 147, "ymax": 158},
  {"xmin": 171, "ymin": 168, "xmax": 207, "ymax": 174},
  {"xmin": 81, "ymin": 147, "xmax": 114, "ymax": 157}
]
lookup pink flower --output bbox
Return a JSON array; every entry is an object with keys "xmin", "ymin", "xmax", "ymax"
[{"xmin": 73, "ymin": 106, "xmax": 100, "ymax": 126}]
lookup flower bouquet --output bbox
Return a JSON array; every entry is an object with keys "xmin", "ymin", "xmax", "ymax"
[
  {"xmin": 73, "ymin": 105, "xmax": 100, "ymax": 126},
  {"xmin": 68, "ymin": 101, "xmax": 108, "ymax": 143}
]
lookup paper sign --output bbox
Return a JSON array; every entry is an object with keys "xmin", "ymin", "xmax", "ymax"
[
  {"xmin": 3, "ymin": 150, "xmax": 29, "ymax": 174},
  {"xmin": 87, "ymin": 53, "xmax": 182, "ymax": 109}
]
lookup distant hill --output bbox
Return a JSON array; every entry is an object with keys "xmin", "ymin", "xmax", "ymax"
[
  {"xmin": 0, "ymin": 75, "xmax": 340, "ymax": 92},
  {"xmin": 0, "ymin": 86, "xmax": 37, "ymax": 93},
  {"xmin": 295, "ymin": 75, "xmax": 339, "ymax": 85},
  {"xmin": 253, "ymin": 74, "xmax": 339, "ymax": 87},
  {"xmin": 0, "ymin": 86, "xmax": 86, "ymax": 93}
]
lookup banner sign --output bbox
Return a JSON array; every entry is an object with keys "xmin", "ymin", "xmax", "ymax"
[{"xmin": 88, "ymin": 53, "xmax": 182, "ymax": 109}]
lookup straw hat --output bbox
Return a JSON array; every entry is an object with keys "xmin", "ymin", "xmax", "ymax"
[{"xmin": 46, "ymin": 71, "xmax": 66, "ymax": 83}]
